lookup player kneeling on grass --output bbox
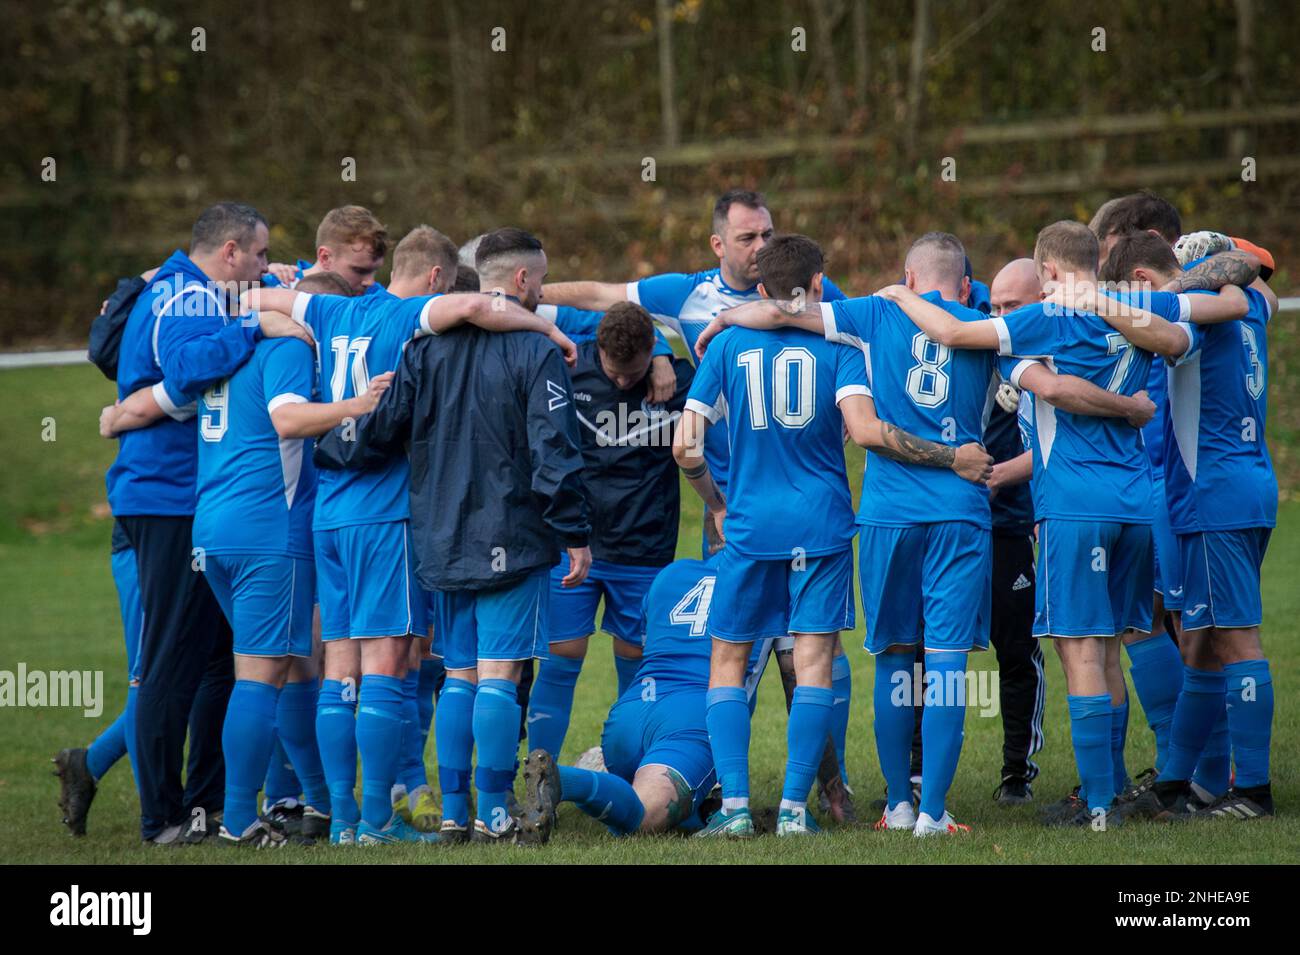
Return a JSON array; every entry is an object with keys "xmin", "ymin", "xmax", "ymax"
[{"xmin": 519, "ymin": 557, "xmax": 748, "ymax": 839}]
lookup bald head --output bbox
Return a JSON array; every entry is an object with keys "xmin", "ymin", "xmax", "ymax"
[
  {"xmin": 904, "ymin": 232, "xmax": 967, "ymax": 299},
  {"xmin": 989, "ymin": 258, "xmax": 1041, "ymax": 316}
]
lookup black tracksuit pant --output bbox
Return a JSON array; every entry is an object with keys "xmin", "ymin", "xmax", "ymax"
[{"xmin": 119, "ymin": 516, "xmax": 233, "ymax": 839}]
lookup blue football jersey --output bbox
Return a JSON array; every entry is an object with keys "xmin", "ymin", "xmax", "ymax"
[
  {"xmin": 632, "ymin": 559, "xmax": 717, "ymax": 693},
  {"xmin": 1164, "ymin": 287, "xmax": 1277, "ymax": 533},
  {"xmin": 292, "ymin": 289, "xmax": 439, "ymax": 530},
  {"xmin": 994, "ymin": 292, "xmax": 1191, "ymax": 524},
  {"xmin": 193, "ymin": 338, "xmax": 317, "ymax": 557},
  {"xmin": 822, "ymin": 292, "xmax": 997, "ymax": 528},
  {"xmin": 629, "ymin": 268, "xmax": 847, "ymax": 494},
  {"xmin": 685, "ymin": 325, "xmax": 864, "ymax": 558}
]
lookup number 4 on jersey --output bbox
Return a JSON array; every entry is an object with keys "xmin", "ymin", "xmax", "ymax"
[{"xmin": 669, "ymin": 576, "xmax": 716, "ymax": 636}]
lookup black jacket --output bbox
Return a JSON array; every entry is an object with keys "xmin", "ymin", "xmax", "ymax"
[
  {"xmin": 984, "ymin": 403, "xmax": 1033, "ymax": 538},
  {"xmin": 569, "ymin": 341, "xmax": 692, "ymax": 566},
  {"xmin": 315, "ymin": 327, "xmax": 590, "ymax": 591}
]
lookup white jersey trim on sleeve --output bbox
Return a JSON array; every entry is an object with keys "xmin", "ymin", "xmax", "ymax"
[
  {"xmin": 835, "ymin": 384, "xmax": 870, "ymax": 404},
  {"xmin": 1175, "ymin": 293, "xmax": 1192, "ymax": 322},
  {"xmin": 150, "ymin": 381, "xmax": 196, "ymax": 421},
  {"xmin": 1008, "ymin": 358, "xmax": 1040, "ymax": 389},
  {"xmin": 290, "ymin": 292, "xmax": 312, "ymax": 326},
  {"xmin": 418, "ymin": 298, "xmax": 440, "ymax": 337},
  {"xmin": 267, "ymin": 393, "xmax": 309, "ymax": 414},
  {"xmin": 625, "ymin": 281, "xmax": 642, "ymax": 306},
  {"xmin": 685, "ymin": 396, "xmax": 723, "ymax": 425},
  {"xmin": 820, "ymin": 301, "xmax": 862, "ymax": 349},
  {"xmin": 992, "ymin": 316, "xmax": 1013, "ymax": 356},
  {"xmin": 1172, "ymin": 321, "xmax": 1197, "ymax": 365}
]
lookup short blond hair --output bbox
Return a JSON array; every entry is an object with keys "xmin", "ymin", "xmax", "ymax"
[
  {"xmin": 1034, "ymin": 220, "xmax": 1099, "ymax": 275},
  {"xmin": 391, "ymin": 226, "xmax": 459, "ymax": 280},
  {"xmin": 316, "ymin": 205, "xmax": 388, "ymax": 258}
]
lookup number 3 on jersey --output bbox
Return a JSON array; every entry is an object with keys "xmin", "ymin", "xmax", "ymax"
[
  {"xmin": 329, "ymin": 336, "xmax": 372, "ymax": 401},
  {"xmin": 737, "ymin": 346, "xmax": 815, "ymax": 429},
  {"xmin": 669, "ymin": 576, "xmax": 716, "ymax": 636}
]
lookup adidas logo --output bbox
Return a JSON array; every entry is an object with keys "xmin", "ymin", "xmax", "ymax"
[{"xmin": 1011, "ymin": 574, "xmax": 1031, "ymax": 591}]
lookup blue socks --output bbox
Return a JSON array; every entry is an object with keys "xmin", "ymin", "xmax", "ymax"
[
  {"xmin": 1124, "ymin": 634, "xmax": 1183, "ymax": 772},
  {"xmin": 527, "ymin": 655, "xmax": 583, "ymax": 759},
  {"xmin": 873, "ymin": 651, "xmax": 915, "ymax": 809},
  {"xmin": 1068, "ymin": 693, "xmax": 1114, "ymax": 812},
  {"xmin": 1192, "ymin": 699, "xmax": 1231, "ymax": 798},
  {"xmin": 830, "ymin": 653, "xmax": 852, "ymax": 782},
  {"xmin": 221, "ymin": 680, "xmax": 280, "ymax": 836},
  {"xmin": 705, "ymin": 686, "xmax": 751, "ymax": 810},
  {"xmin": 473, "ymin": 678, "xmax": 521, "ymax": 832},
  {"xmin": 418, "ymin": 656, "xmax": 442, "ymax": 732},
  {"xmin": 316, "ymin": 678, "xmax": 359, "ymax": 826},
  {"xmin": 919, "ymin": 652, "xmax": 967, "ymax": 820},
  {"xmin": 86, "ymin": 687, "xmax": 136, "ymax": 782},
  {"xmin": 558, "ymin": 765, "xmax": 646, "ymax": 835},
  {"xmin": 275, "ymin": 680, "xmax": 328, "ymax": 813},
  {"xmin": 262, "ymin": 734, "xmax": 300, "ymax": 807},
  {"xmin": 1111, "ymin": 699, "xmax": 1130, "ymax": 794},
  {"xmin": 356, "ymin": 675, "xmax": 405, "ymax": 829},
  {"xmin": 1161, "ymin": 666, "xmax": 1226, "ymax": 782},
  {"xmin": 398, "ymin": 669, "xmax": 427, "ymax": 793},
  {"xmin": 1224, "ymin": 659, "xmax": 1272, "ymax": 788},
  {"xmin": 436, "ymin": 678, "xmax": 476, "ymax": 828},
  {"xmin": 614, "ymin": 652, "xmax": 641, "ymax": 698},
  {"xmin": 782, "ymin": 686, "xmax": 834, "ymax": 809}
]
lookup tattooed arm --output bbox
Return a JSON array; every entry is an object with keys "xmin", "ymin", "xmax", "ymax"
[
  {"xmin": 1161, "ymin": 250, "xmax": 1260, "ymax": 293},
  {"xmin": 840, "ymin": 394, "xmax": 993, "ymax": 484}
]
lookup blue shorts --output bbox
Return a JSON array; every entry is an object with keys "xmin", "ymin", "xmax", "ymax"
[
  {"xmin": 601, "ymin": 687, "xmax": 716, "ymax": 818},
  {"xmin": 315, "ymin": 520, "xmax": 426, "ymax": 640},
  {"xmin": 1035, "ymin": 520, "xmax": 1152, "ymax": 639},
  {"xmin": 430, "ymin": 568, "xmax": 550, "ymax": 670},
  {"xmin": 548, "ymin": 556, "xmax": 661, "ymax": 645},
  {"xmin": 1177, "ymin": 528, "xmax": 1271, "ymax": 631},
  {"xmin": 110, "ymin": 547, "xmax": 143, "ymax": 683},
  {"xmin": 205, "ymin": 554, "xmax": 314, "ymax": 657},
  {"xmin": 859, "ymin": 522, "xmax": 991, "ymax": 654},
  {"xmin": 1151, "ymin": 476, "xmax": 1183, "ymax": 611},
  {"xmin": 708, "ymin": 547, "xmax": 855, "ymax": 643}
]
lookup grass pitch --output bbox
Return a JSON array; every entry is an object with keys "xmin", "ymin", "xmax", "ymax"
[{"xmin": 0, "ymin": 364, "xmax": 1296, "ymax": 863}]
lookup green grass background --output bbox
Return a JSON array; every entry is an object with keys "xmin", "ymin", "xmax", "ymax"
[{"xmin": 0, "ymin": 364, "xmax": 1296, "ymax": 863}]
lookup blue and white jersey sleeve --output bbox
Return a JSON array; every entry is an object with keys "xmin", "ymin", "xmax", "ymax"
[
  {"xmin": 1103, "ymin": 288, "xmax": 1190, "ymax": 325},
  {"xmin": 1171, "ymin": 320, "xmax": 1206, "ymax": 367},
  {"xmin": 820, "ymin": 295, "xmax": 885, "ymax": 350},
  {"xmin": 991, "ymin": 303, "xmax": 1062, "ymax": 358},
  {"xmin": 262, "ymin": 339, "xmax": 315, "ymax": 413},
  {"xmin": 628, "ymin": 272, "xmax": 702, "ymax": 334},
  {"xmin": 151, "ymin": 378, "xmax": 198, "ymax": 421},
  {"xmin": 999, "ymin": 354, "xmax": 1047, "ymax": 389},
  {"xmin": 154, "ymin": 286, "xmax": 260, "ymax": 398},
  {"xmin": 296, "ymin": 292, "xmax": 350, "ymax": 345},
  {"xmin": 684, "ymin": 342, "xmax": 726, "ymax": 424},
  {"xmin": 834, "ymin": 342, "xmax": 871, "ymax": 404}
]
